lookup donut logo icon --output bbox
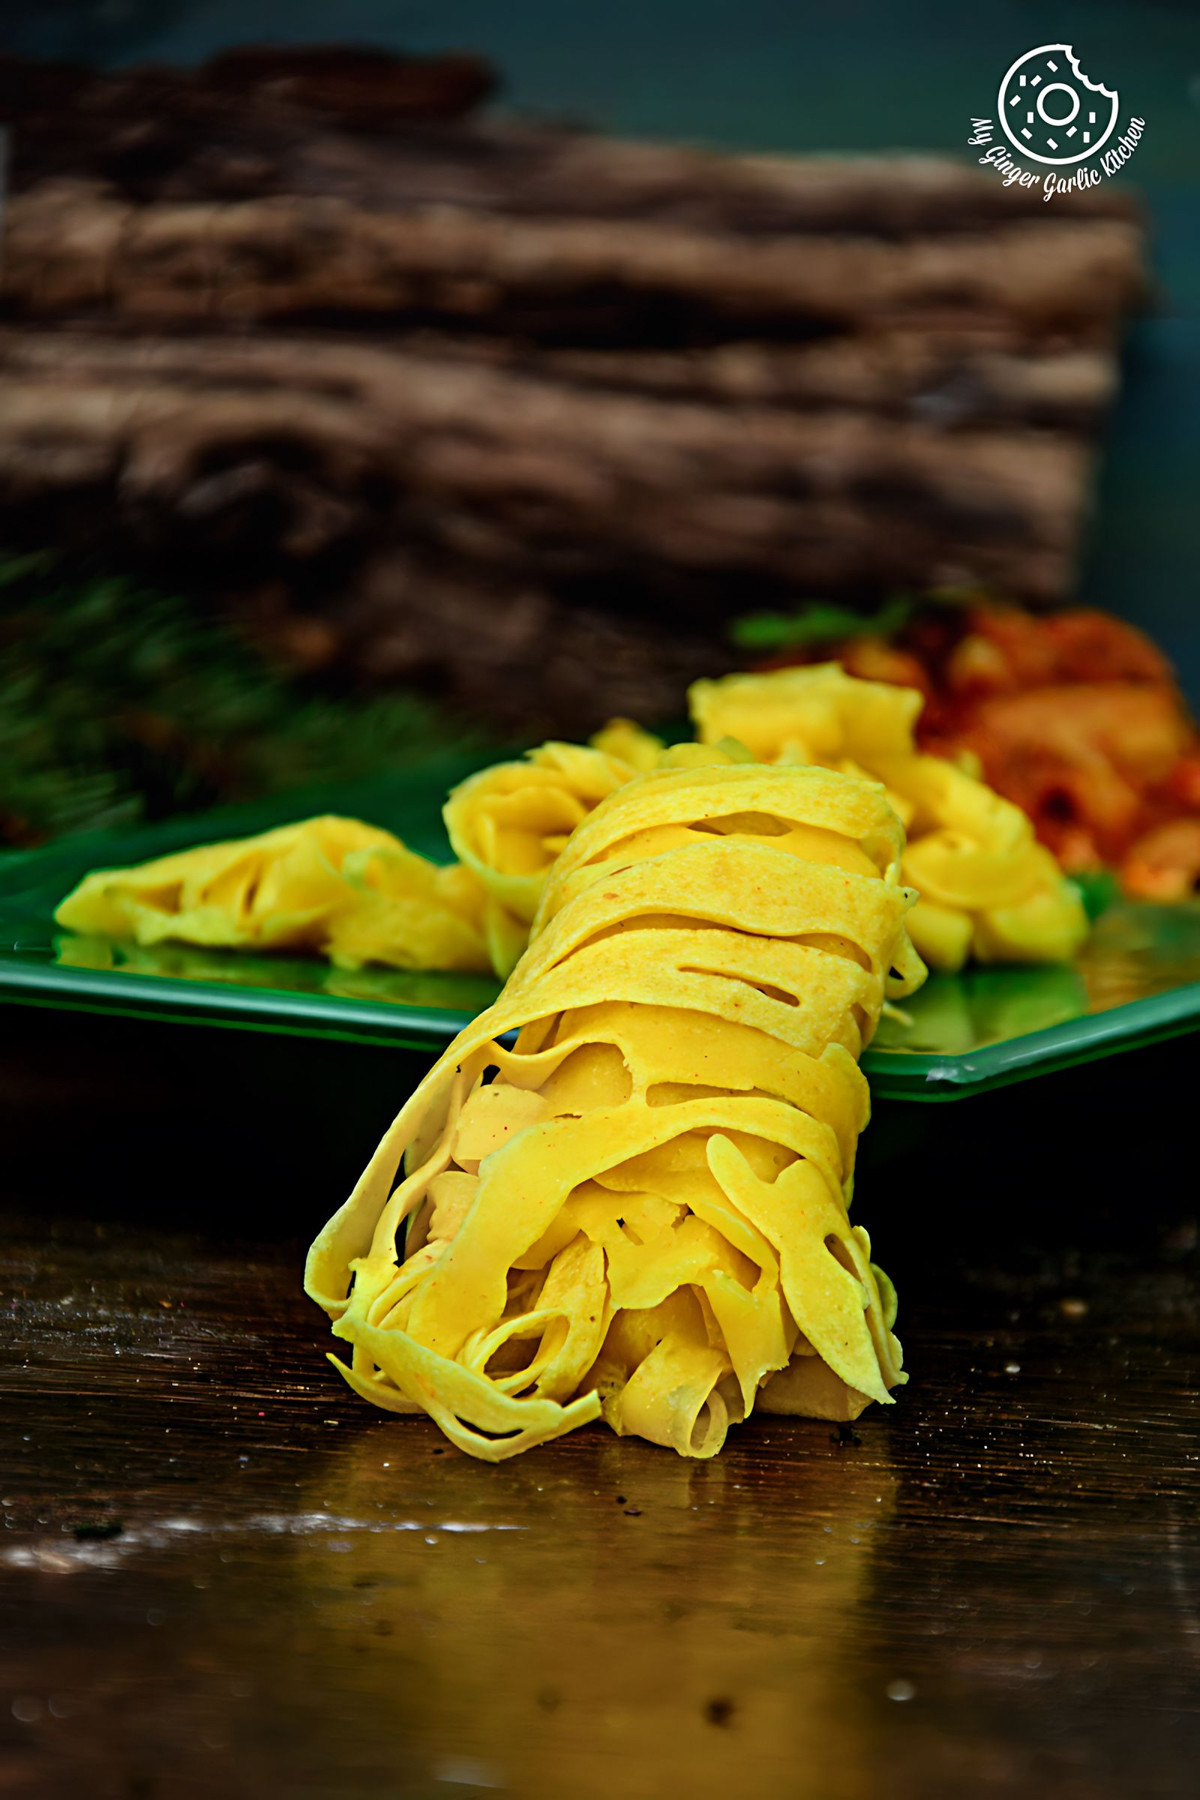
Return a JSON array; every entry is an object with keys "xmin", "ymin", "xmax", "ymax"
[{"xmin": 997, "ymin": 44, "xmax": 1119, "ymax": 166}]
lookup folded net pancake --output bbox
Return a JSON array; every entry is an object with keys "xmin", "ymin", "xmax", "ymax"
[
  {"xmin": 55, "ymin": 815, "xmax": 492, "ymax": 973},
  {"xmin": 58, "ymin": 665, "xmax": 1081, "ymax": 987},
  {"xmin": 306, "ymin": 762, "xmax": 925, "ymax": 1461},
  {"xmin": 443, "ymin": 742, "xmax": 636, "ymax": 976},
  {"xmin": 690, "ymin": 664, "xmax": 1088, "ymax": 972}
]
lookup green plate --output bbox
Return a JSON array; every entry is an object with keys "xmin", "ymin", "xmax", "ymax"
[{"xmin": 3, "ymin": 764, "xmax": 1200, "ymax": 1100}]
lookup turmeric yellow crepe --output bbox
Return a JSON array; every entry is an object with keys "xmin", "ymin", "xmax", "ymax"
[
  {"xmin": 55, "ymin": 815, "xmax": 492, "ymax": 974},
  {"xmin": 689, "ymin": 665, "xmax": 1088, "ymax": 974},
  {"xmin": 443, "ymin": 741, "xmax": 637, "ymax": 978},
  {"xmin": 306, "ymin": 761, "xmax": 925, "ymax": 1461},
  {"xmin": 57, "ymin": 665, "xmax": 1086, "ymax": 984},
  {"xmin": 442, "ymin": 733, "xmax": 752, "ymax": 976}
]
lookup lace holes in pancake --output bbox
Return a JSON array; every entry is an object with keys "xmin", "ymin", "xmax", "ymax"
[
  {"xmin": 747, "ymin": 978, "xmax": 801, "ymax": 1008},
  {"xmin": 687, "ymin": 812, "xmax": 791, "ymax": 837},
  {"xmin": 795, "ymin": 932, "xmax": 872, "ymax": 972},
  {"xmin": 644, "ymin": 1081, "xmax": 731, "ymax": 1107},
  {"xmin": 824, "ymin": 1234, "xmax": 863, "ymax": 1284},
  {"xmin": 676, "ymin": 967, "xmax": 800, "ymax": 1009}
]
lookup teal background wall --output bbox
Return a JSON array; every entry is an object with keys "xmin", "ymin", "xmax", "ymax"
[{"xmin": 5, "ymin": 2, "xmax": 1198, "ymax": 692}]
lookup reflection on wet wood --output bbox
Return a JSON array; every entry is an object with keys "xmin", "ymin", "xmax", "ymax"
[{"xmin": 1, "ymin": 1008, "xmax": 1198, "ymax": 1798}]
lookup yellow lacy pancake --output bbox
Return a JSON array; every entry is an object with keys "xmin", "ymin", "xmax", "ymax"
[
  {"xmin": 57, "ymin": 665, "xmax": 1084, "ymax": 986},
  {"xmin": 589, "ymin": 717, "xmax": 665, "ymax": 773},
  {"xmin": 306, "ymin": 761, "xmax": 925, "ymax": 1461},
  {"xmin": 55, "ymin": 815, "xmax": 492, "ymax": 974},
  {"xmin": 689, "ymin": 664, "xmax": 1088, "ymax": 973},
  {"xmin": 442, "ymin": 741, "xmax": 637, "ymax": 976},
  {"xmin": 443, "ymin": 733, "xmax": 751, "ymax": 977}
]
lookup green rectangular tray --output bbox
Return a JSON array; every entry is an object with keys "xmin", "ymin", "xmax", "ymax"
[{"xmin": 3, "ymin": 760, "xmax": 1200, "ymax": 1101}]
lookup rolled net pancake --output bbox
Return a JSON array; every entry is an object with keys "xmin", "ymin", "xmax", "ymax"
[
  {"xmin": 306, "ymin": 761, "xmax": 926, "ymax": 1461},
  {"xmin": 690, "ymin": 664, "xmax": 1088, "ymax": 973}
]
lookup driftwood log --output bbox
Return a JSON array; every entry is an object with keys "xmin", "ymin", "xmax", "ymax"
[
  {"xmin": 0, "ymin": 49, "xmax": 1147, "ymax": 735},
  {"xmin": 2, "ymin": 181, "xmax": 1143, "ymax": 341},
  {"xmin": 0, "ymin": 328, "xmax": 1092, "ymax": 596}
]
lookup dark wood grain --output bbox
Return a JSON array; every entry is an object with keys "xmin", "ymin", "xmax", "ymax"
[
  {"xmin": 0, "ymin": 57, "xmax": 1148, "ymax": 738},
  {"xmin": 1, "ymin": 1003, "xmax": 1198, "ymax": 1799}
]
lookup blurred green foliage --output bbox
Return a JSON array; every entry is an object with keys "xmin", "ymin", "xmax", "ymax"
[
  {"xmin": 729, "ymin": 587, "xmax": 980, "ymax": 653},
  {"xmin": 0, "ymin": 552, "xmax": 481, "ymax": 847}
]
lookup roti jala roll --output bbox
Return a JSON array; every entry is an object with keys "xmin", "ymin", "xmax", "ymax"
[{"xmin": 306, "ymin": 760, "xmax": 926, "ymax": 1461}]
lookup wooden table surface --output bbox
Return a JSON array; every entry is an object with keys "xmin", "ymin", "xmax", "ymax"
[{"xmin": 2, "ymin": 1005, "xmax": 1198, "ymax": 1800}]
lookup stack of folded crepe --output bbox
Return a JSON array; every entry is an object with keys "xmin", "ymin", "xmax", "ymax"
[
  {"xmin": 689, "ymin": 665, "xmax": 1088, "ymax": 972},
  {"xmin": 56, "ymin": 665, "xmax": 1087, "ymax": 982}
]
